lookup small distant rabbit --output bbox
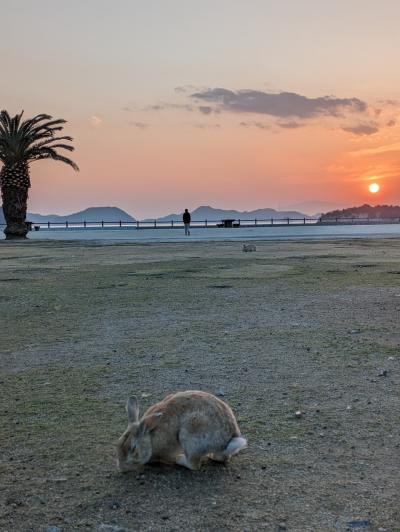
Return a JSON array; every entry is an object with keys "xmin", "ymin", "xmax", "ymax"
[
  {"xmin": 243, "ymin": 243, "xmax": 256, "ymax": 252},
  {"xmin": 117, "ymin": 390, "xmax": 247, "ymax": 471}
]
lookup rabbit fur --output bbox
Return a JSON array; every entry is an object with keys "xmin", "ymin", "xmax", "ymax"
[
  {"xmin": 242, "ymin": 244, "xmax": 256, "ymax": 252},
  {"xmin": 117, "ymin": 390, "xmax": 247, "ymax": 471}
]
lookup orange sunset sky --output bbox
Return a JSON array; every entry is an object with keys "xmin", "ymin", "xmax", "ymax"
[{"xmin": 2, "ymin": 1, "xmax": 400, "ymax": 218}]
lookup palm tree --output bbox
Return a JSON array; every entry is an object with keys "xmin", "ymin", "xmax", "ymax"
[{"xmin": 0, "ymin": 110, "xmax": 79, "ymax": 239}]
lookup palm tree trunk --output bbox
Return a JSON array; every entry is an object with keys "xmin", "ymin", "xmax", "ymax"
[{"xmin": 1, "ymin": 186, "xmax": 29, "ymax": 239}]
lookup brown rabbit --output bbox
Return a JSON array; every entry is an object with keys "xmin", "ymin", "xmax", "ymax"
[
  {"xmin": 117, "ymin": 390, "xmax": 247, "ymax": 471},
  {"xmin": 242, "ymin": 243, "xmax": 256, "ymax": 252}
]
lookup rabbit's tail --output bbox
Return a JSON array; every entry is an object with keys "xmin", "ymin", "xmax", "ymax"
[{"xmin": 225, "ymin": 436, "xmax": 247, "ymax": 456}]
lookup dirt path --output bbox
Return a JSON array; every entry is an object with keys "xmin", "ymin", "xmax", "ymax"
[{"xmin": 0, "ymin": 238, "xmax": 399, "ymax": 531}]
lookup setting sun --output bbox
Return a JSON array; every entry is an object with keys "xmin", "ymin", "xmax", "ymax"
[{"xmin": 369, "ymin": 183, "xmax": 380, "ymax": 194}]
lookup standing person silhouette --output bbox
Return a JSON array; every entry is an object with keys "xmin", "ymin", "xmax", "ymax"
[{"xmin": 183, "ymin": 208, "xmax": 191, "ymax": 236}]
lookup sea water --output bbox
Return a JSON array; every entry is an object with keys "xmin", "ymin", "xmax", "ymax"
[{"xmin": 4, "ymin": 223, "xmax": 400, "ymax": 242}]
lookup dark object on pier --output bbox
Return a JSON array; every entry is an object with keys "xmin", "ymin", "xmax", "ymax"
[{"xmin": 218, "ymin": 218, "xmax": 236, "ymax": 228}]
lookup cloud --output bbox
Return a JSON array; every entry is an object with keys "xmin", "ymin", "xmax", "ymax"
[
  {"xmin": 378, "ymin": 99, "xmax": 399, "ymax": 106},
  {"xmin": 174, "ymin": 85, "xmax": 197, "ymax": 94},
  {"xmin": 276, "ymin": 120, "xmax": 304, "ymax": 129},
  {"xmin": 351, "ymin": 141, "xmax": 400, "ymax": 156},
  {"xmin": 198, "ymin": 106, "xmax": 215, "ymax": 115},
  {"xmin": 143, "ymin": 103, "xmax": 194, "ymax": 112},
  {"xmin": 193, "ymin": 123, "xmax": 221, "ymax": 129},
  {"xmin": 89, "ymin": 115, "xmax": 102, "ymax": 127},
  {"xmin": 341, "ymin": 121, "xmax": 379, "ymax": 136},
  {"xmin": 190, "ymin": 88, "xmax": 367, "ymax": 118},
  {"xmin": 239, "ymin": 121, "xmax": 270, "ymax": 130},
  {"xmin": 130, "ymin": 121, "xmax": 148, "ymax": 129},
  {"xmin": 239, "ymin": 119, "xmax": 303, "ymax": 130}
]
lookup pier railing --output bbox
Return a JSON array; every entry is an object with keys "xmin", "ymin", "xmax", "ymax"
[
  {"xmin": 6, "ymin": 217, "xmax": 320, "ymax": 230},
  {"xmin": 2, "ymin": 216, "xmax": 400, "ymax": 231},
  {"xmin": 318, "ymin": 217, "xmax": 400, "ymax": 225}
]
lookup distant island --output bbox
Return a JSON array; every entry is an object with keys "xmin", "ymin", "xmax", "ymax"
[
  {"xmin": 0, "ymin": 206, "xmax": 136, "ymax": 225},
  {"xmin": 321, "ymin": 204, "xmax": 400, "ymax": 220},
  {"xmin": 0, "ymin": 204, "xmax": 317, "ymax": 224},
  {"xmin": 4, "ymin": 203, "xmax": 398, "ymax": 226},
  {"xmin": 143, "ymin": 205, "xmax": 316, "ymax": 222}
]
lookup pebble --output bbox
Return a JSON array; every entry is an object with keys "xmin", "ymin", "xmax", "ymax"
[
  {"xmin": 278, "ymin": 523, "xmax": 287, "ymax": 530},
  {"xmin": 7, "ymin": 496, "xmax": 24, "ymax": 507},
  {"xmin": 97, "ymin": 525, "xmax": 126, "ymax": 532},
  {"xmin": 31, "ymin": 495, "xmax": 46, "ymax": 506},
  {"xmin": 45, "ymin": 527, "xmax": 61, "ymax": 532},
  {"xmin": 109, "ymin": 501, "xmax": 121, "ymax": 510},
  {"xmin": 295, "ymin": 410, "xmax": 303, "ymax": 418},
  {"xmin": 216, "ymin": 389, "xmax": 225, "ymax": 397},
  {"xmin": 346, "ymin": 519, "xmax": 371, "ymax": 528},
  {"xmin": 378, "ymin": 370, "xmax": 387, "ymax": 377}
]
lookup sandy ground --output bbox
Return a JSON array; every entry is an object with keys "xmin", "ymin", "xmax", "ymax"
[{"xmin": 0, "ymin": 238, "xmax": 399, "ymax": 532}]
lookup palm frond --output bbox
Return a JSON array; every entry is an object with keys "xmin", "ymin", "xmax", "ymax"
[
  {"xmin": 25, "ymin": 136, "xmax": 73, "ymax": 151},
  {"xmin": 27, "ymin": 143, "xmax": 75, "ymax": 159},
  {"xmin": 0, "ymin": 110, "xmax": 12, "ymax": 131},
  {"xmin": 18, "ymin": 114, "xmax": 53, "ymax": 136},
  {"xmin": 31, "ymin": 147, "xmax": 79, "ymax": 171},
  {"xmin": 10, "ymin": 111, "xmax": 24, "ymax": 136},
  {"xmin": 0, "ymin": 110, "xmax": 78, "ymax": 172},
  {"xmin": 29, "ymin": 119, "xmax": 67, "ymax": 137}
]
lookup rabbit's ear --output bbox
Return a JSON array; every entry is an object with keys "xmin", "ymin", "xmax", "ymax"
[
  {"xmin": 139, "ymin": 412, "xmax": 163, "ymax": 435},
  {"xmin": 126, "ymin": 396, "xmax": 139, "ymax": 423}
]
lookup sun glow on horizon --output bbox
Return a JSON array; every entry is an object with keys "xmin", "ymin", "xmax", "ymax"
[{"xmin": 369, "ymin": 183, "xmax": 380, "ymax": 194}]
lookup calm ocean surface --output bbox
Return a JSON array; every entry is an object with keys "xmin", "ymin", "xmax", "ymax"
[{"xmin": 3, "ymin": 223, "xmax": 400, "ymax": 242}]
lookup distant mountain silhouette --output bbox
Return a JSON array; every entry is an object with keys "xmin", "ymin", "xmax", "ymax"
[
  {"xmin": 143, "ymin": 205, "xmax": 315, "ymax": 221},
  {"xmin": 1, "ymin": 204, "xmax": 342, "ymax": 226},
  {"xmin": 283, "ymin": 200, "xmax": 344, "ymax": 217},
  {"xmin": 4, "ymin": 203, "xmax": 399, "ymax": 226},
  {"xmin": 321, "ymin": 204, "xmax": 400, "ymax": 220},
  {"xmin": 0, "ymin": 206, "xmax": 135, "ymax": 224}
]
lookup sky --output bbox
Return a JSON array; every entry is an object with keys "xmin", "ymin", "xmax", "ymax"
[{"xmin": 1, "ymin": 0, "xmax": 400, "ymax": 218}]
